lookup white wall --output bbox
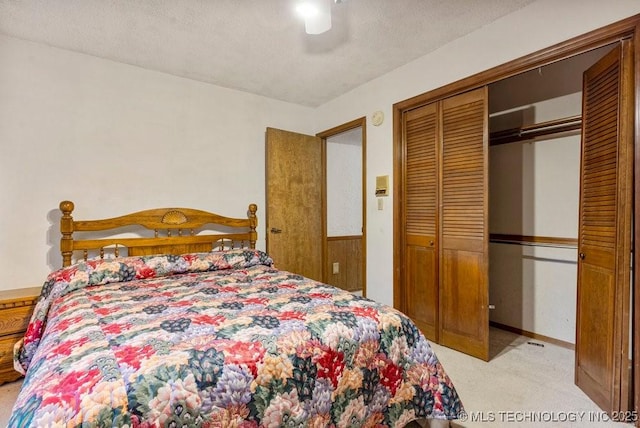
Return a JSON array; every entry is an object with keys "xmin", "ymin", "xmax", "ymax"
[
  {"xmin": 3, "ymin": 0, "xmax": 640, "ymax": 304},
  {"xmin": 490, "ymin": 133, "xmax": 581, "ymax": 235},
  {"xmin": 490, "ymin": 244, "xmax": 578, "ymax": 343},
  {"xmin": 0, "ymin": 35, "xmax": 313, "ymax": 291},
  {"xmin": 489, "ymin": 95, "xmax": 582, "ymax": 344},
  {"xmin": 313, "ymin": 0, "xmax": 640, "ymax": 306}
]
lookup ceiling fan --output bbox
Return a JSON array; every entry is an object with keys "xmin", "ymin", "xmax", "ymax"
[{"xmin": 295, "ymin": 0, "xmax": 346, "ymax": 35}]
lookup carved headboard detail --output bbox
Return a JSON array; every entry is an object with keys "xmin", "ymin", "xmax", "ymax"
[
  {"xmin": 59, "ymin": 200, "xmax": 258, "ymax": 267},
  {"xmin": 161, "ymin": 210, "xmax": 188, "ymax": 226}
]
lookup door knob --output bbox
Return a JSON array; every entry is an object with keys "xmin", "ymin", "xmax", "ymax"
[
  {"xmin": 579, "ymin": 253, "xmax": 585, "ymax": 260},
  {"xmin": 270, "ymin": 227, "xmax": 282, "ymax": 234},
  {"xmin": 429, "ymin": 241, "xmax": 434, "ymax": 246}
]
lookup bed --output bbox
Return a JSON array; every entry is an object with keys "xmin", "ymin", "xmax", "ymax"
[{"xmin": 9, "ymin": 201, "xmax": 463, "ymax": 427}]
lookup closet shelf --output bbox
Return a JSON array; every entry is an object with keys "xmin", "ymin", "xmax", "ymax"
[
  {"xmin": 490, "ymin": 114, "xmax": 582, "ymax": 145},
  {"xmin": 490, "ymin": 233, "xmax": 578, "ymax": 249}
]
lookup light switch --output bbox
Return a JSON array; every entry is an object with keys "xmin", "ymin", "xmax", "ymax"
[
  {"xmin": 377, "ymin": 198, "xmax": 384, "ymax": 210},
  {"xmin": 332, "ymin": 262, "xmax": 340, "ymax": 274}
]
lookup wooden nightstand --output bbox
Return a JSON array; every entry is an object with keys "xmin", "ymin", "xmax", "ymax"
[{"xmin": 0, "ymin": 287, "xmax": 41, "ymax": 385}]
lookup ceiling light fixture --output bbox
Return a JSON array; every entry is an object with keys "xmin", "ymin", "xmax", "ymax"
[{"xmin": 296, "ymin": 0, "xmax": 332, "ymax": 35}]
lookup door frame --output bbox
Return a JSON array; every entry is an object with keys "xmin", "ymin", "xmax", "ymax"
[
  {"xmin": 317, "ymin": 117, "xmax": 367, "ymax": 296},
  {"xmin": 392, "ymin": 14, "xmax": 640, "ymax": 420}
]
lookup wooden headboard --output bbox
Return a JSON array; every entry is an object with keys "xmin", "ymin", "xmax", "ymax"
[{"xmin": 59, "ymin": 200, "xmax": 258, "ymax": 267}]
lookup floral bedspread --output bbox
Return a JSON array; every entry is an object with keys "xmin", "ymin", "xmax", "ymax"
[{"xmin": 10, "ymin": 249, "xmax": 462, "ymax": 427}]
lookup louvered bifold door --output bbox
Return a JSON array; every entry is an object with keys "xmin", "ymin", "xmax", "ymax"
[
  {"xmin": 403, "ymin": 103, "xmax": 439, "ymax": 341},
  {"xmin": 438, "ymin": 87, "xmax": 489, "ymax": 361},
  {"xmin": 575, "ymin": 41, "xmax": 633, "ymax": 415}
]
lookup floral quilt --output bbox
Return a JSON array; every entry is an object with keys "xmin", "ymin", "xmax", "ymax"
[{"xmin": 10, "ymin": 249, "xmax": 463, "ymax": 427}]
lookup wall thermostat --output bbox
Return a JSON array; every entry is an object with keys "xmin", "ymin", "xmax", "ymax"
[{"xmin": 376, "ymin": 175, "xmax": 389, "ymax": 196}]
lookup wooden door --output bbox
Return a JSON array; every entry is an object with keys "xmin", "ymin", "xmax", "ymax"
[
  {"xmin": 438, "ymin": 87, "xmax": 489, "ymax": 361},
  {"xmin": 575, "ymin": 42, "xmax": 633, "ymax": 414},
  {"xmin": 265, "ymin": 127, "xmax": 323, "ymax": 281},
  {"xmin": 403, "ymin": 103, "xmax": 439, "ymax": 341}
]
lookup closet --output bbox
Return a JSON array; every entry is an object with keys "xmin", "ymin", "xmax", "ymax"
[
  {"xmin": 393, "ymin": 17, "xmax": 637, "ymax": 417},
  {"xmin": 488, "ymin": 46, "xmax": 612, "ymax": 347},
  {"xmin": 487, "ymin": 43, "xmax": 633, "ymax": 412}
]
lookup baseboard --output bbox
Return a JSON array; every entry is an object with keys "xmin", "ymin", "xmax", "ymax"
[{"xmin": 490, "ymin": 321, "xmax": 575, "ymax": 350}]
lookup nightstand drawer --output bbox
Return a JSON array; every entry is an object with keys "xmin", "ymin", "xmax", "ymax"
[
  {"xmin": 0, "ymin": 304, "xmax": 34, "ymax": 336},
  {"xmin": 0, "ymin": 287, "xmax": 39, "ymax": 385},
  {"xmin": 0, "ymin": 334, "xmax": 23, "ymax": 384},
  {"xmin": 0, "ymin": 333, "xmax": 20, "ymax": 365}
]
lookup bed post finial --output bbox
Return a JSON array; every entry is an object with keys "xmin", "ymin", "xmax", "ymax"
[
  {"xmin": 60, "ymin": 201, "xmax": 75, "ymax": 267},
  {"xmin": 248, "ymin": 204, "xmax": 258, "ymax": 249}
]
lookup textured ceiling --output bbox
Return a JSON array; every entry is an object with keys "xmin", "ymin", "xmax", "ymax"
[{"xmin": 0, "ymin": 0, "xmax": 535, "ymax": 107}]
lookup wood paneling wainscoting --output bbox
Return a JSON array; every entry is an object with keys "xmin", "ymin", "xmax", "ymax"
[{"xmin": 326, "ymin": 235, "xmax": 362, "ymax": 292}]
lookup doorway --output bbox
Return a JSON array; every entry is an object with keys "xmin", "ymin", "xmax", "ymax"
[
  {"xmin": 318, "ymin": 118, "xmax": 367, "ymax": 296},
  {"xmin": 487, "ymin": 43, "xmax": 634, "ymax": 412},
  {"xmin": 488, "ymin": 45, "xmax": 615, "ymax": 350},
  {"xmin": 265, "ymin": 119, "xmax": 367, "ymax": 296}
]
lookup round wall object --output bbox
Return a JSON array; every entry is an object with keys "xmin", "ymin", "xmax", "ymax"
[{"xmin": 372, "ymin": 110, "xmax": 384, "ymax": 126}]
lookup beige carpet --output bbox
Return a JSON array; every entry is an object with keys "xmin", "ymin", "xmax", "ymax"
[
  {"xmin": 0, "ymin": 378, "xmax": 22, "ymax": 424},
  {"xmin": 431, "ymin": 328, "xmax": 632, "ymax": 428},
  {"xmin": 0, "ymin": 328, "xmax": 633, "ymax": 427}
]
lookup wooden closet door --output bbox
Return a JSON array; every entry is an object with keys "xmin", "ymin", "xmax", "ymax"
[
  {"xmin": 403, "ymin": 103, "xmax": 439, "ymax": 341},
  {"xmin": 575, "ymin": 42, "xmax": 633, "ymax": 414},
  {"xmin": 439, "ymin": 87, "xmax": 489, "ymax": 361}
]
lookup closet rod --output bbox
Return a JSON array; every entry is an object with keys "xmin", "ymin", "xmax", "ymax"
[
  {"xmin": 490, "ymin": 114, "xmax": 582, "ymax": 146},
  {"xmin": 490, "ymin": 233, "xmax": 578, "ymax": 249}
]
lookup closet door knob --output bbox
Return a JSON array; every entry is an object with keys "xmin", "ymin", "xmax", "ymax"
[
  {"xmin": 429, "ymin": 241, "xmax": 434, "ymax": 246},
  {"xmin": 579, "ymin": 253, "xmax": 585, "ymax": 260},
  {"xmin": 270, "ymin": 227, "xmax": 282, "ymax": 234}
]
